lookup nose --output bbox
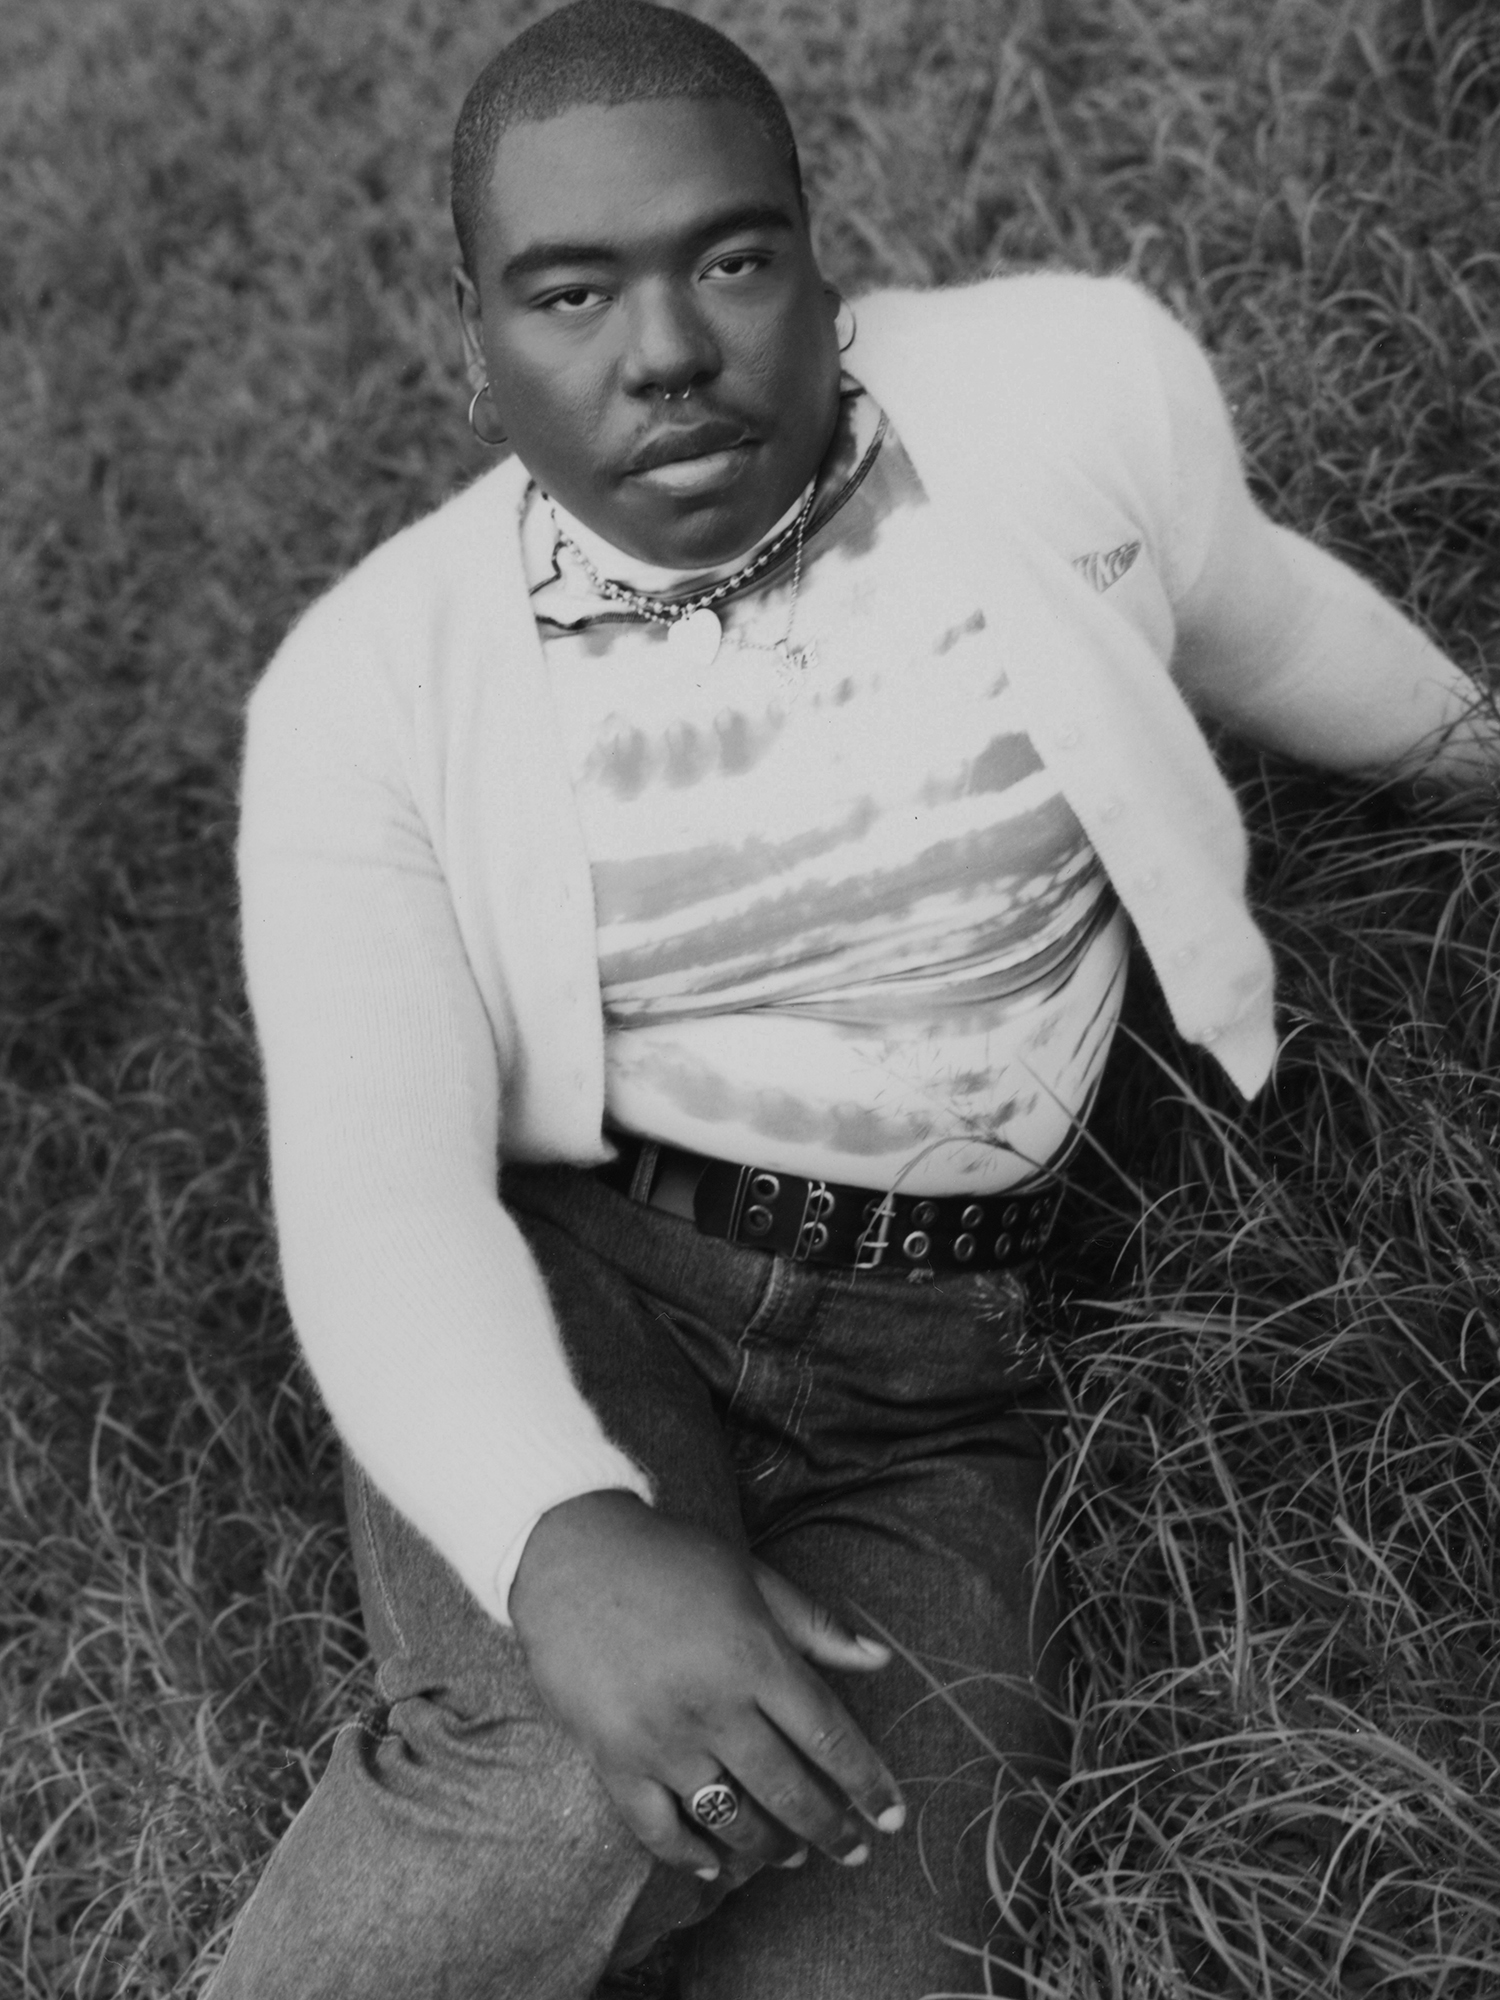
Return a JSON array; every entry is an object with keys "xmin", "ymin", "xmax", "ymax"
[{"xmin": 619, "ymin": 278, "xmax": 720, "ymax": 398}]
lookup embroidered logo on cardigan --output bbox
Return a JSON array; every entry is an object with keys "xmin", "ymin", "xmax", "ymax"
[{"xmin": 1073, "ymin": 541, "xmax": 1141, "ymax": 594}]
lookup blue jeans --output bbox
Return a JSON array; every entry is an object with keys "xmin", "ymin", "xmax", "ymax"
[{"xmin": 207, "ymin": 1164, "xmax": 1067, "ymax": 1999}]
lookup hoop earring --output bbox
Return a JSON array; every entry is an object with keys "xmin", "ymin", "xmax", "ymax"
[
  {"xmin": 467, "ymin": 381, "xmax": 508, "ymax": 447},
  {"xmin": 832, "ymin": 294, "xmax": 857, "ymax": 354}
]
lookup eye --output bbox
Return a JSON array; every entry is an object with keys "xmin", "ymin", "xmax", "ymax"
[
  {"xmin": 705, "ymin": 250, "xmax": 770, "ymax": 280},
  {"xmin": 539, "ymin": 285, "xmax": 609, "ymax": 314}
]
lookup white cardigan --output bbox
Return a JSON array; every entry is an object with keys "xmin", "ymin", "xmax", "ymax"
[{"xmin": 239, "ymin": 274, "xmax": 1470, "ymax": 1621}]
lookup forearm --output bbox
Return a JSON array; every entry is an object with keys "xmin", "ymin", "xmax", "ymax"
[
  {"xmin": 273, "ymin": 1165, "xmax": 653, "ymax": 1624},
  {"xmin": 246, "ymin": 880, "xmax": 656, "ymax": 1626},
  {"xmin": 1185, "ymin": 525, "xmax": 1492, "ymax": 783}
]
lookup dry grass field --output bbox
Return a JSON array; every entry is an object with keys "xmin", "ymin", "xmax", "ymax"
[{"xmin": 3, "ymin": 0, "xmax": 1499, "ymax": 1993}]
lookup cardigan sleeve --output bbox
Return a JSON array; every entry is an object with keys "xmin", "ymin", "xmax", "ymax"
[
  {"xmin": 1139, "ymin": 295, "xmax": 1486, "ymax": 781},
  {"xmin": 238, "ymin": 601, "xmax": 653, "ymax": 1626}
]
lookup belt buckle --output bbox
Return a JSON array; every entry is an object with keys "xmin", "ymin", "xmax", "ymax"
[{"xmin": 854, "ymin": 1193, "xmax": 895, "ymax": 1270}]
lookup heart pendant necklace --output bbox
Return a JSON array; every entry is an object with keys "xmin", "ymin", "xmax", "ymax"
[
  {"xmin": 666, "ymin": 605, "xmax": 723, "ymax": 668},
  {"xmin": 550, "ymin": 480, "xmax": 817, "ymax": 680}
]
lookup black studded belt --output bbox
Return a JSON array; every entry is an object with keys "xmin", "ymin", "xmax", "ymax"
[{"xmin": 594, "ymin": 1130, "xmax": 1061, "ymax": 1272}]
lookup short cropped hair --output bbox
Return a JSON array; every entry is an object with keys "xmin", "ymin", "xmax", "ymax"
[{"xmin": 450, "ymin": 0, "xmax": 802, "ymax": 279}]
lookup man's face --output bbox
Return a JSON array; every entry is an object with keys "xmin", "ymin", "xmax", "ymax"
[{"xmin": 457, "ymin": 96, "xmax": 842, "ymax": 568}]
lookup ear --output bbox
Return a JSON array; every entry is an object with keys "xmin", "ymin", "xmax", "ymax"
[{"xmin": 454, "ymin": 265, "xmax": 487, "ymax": 392}]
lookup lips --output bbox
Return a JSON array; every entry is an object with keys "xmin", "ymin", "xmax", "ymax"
[{"xmin": 623, "ymin": 419, "xmax": 752, "ymax": 475}]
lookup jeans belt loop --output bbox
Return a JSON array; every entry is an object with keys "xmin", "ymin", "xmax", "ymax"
[{"xmin": 627, "ymin": 1139, "xmax": 660, "ymax": 1206}]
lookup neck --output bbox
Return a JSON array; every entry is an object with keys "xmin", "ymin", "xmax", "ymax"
[{"xmin": 548, "ymin": 483, "xmax": 813, "ymax": 593}]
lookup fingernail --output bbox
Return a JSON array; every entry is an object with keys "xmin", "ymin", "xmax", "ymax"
[
  {"xmin": 856, "ymin": 1635, "xmax": 888, "ymax": 1655},
  {"xmin": 837, "ymin": 1843, "xmax": 869, "ymax": 1867},
  {"xmin": 695, "ymin": 1865, "xmax": 720, "ymax": 1881},
  {"xmin": 876, "ymin": 1803, "xmax": 906, "ymax": 1834},
  {"xmin": 775, "ymin": 1847, "xmax": 810, "ymax": 1869}
]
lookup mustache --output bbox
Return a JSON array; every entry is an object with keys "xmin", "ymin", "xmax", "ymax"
[{"xmin": 622, "ymin": 417, "xmax": 753, "ymax": 474}]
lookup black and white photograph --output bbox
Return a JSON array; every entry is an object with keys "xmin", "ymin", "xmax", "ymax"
[{"xmin": 4, "ymin": 2, "xmax": 1499, "ymax": 1995}]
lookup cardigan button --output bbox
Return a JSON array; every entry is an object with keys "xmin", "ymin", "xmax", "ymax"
[
  {"xmin": 1056, "ymin": 727, "xmax": 1080, "ymax": 748},
  {"xmin": 1099, "ymin": 798, "xmax": 1124, "ymax": 821},
  {"xmin": 1135, "ymin": 869, "xmax": 1162, "ymax": 892},
  {"xmin": 1173, "ymin": 942, "xmax": 1198, "ymax": 965}
]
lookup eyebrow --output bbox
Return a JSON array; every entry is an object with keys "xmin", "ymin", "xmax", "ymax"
[{"xmin": 499, "ymin": 202, "xmax": 797, "ymax": 286}]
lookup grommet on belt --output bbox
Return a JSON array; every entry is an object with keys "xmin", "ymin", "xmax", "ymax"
[{"xmin": 596, "ymin": 1128, "xmax": 1061, "ymax": 1273}]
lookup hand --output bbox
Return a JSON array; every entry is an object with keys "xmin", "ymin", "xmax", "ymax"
[{"xmin": 508, "ymin": 1490, "xmax": 907, "ymax": 1881}]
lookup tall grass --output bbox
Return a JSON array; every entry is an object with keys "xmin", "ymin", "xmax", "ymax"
[{"xmin": 1, "ymin": 0, "xmax": 1497, "ymax": 1993}]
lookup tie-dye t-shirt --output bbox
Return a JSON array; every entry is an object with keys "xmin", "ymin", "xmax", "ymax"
[{"xmin": 523, "ymin": 388, "xmax": 1131, "ymax": 1194}]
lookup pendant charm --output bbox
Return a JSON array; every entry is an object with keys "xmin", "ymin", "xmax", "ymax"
[
  {"xmin": 775, "ymin": 640, "xmax": 818, "ymax": 688},
  {"xmin": 667, "ymin": 606, "xmax": 722, "ymax": 668}
]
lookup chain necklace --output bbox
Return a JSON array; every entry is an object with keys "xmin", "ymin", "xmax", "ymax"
[{"xmin": 548, "ymin": 481, "xmax": 818, "ymax": 675}]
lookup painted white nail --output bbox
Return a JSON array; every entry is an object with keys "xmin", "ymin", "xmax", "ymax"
[
  {"xmin": 695, "ymin": 1865, "xmax": 720, "ymax": 1881},
  {"xmin": 775, "ymin": 1847, "xmax": 810, "ymax": 1869},
  {"xmin": 838, "ymin": 1843, "xmax": 870, "ymax": 1867},
  {"xmin": 876, "ymin": 1803, "xmax": 906, "ymax": 1834}
]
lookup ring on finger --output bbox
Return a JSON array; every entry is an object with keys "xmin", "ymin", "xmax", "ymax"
[{"xmin": 686, "ymin": 1780, "xmax": 741, "ymax": 1831}]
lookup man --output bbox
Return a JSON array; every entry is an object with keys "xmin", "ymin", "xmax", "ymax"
[{"xmin": 214, "ymin": 3, "xmax": 1485, "ymax": 1996}]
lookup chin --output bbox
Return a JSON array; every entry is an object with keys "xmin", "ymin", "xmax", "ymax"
[
  {"xmin": 623, "ymin": 493, "xmax": 781, "ymax": 570},
  {"xmin": 656, "ymin": 518, "xmax": 758, "ymax": 568}
]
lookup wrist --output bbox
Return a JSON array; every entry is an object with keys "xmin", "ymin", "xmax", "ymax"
[{"xmin": 508, "ymin": 1487, "xmax": 650, "ymax": 1627}]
